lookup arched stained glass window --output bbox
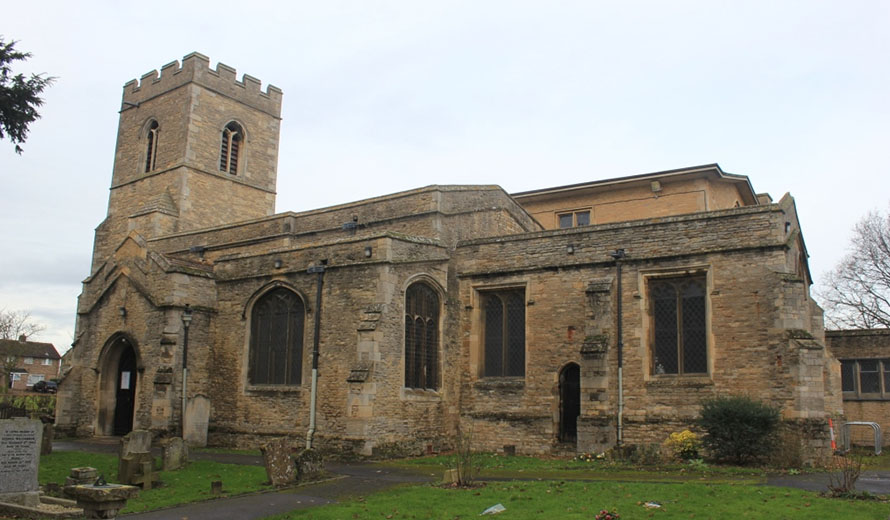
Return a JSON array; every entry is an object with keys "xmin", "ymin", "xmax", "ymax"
[
  {"xmin": 249, "ymin": 287, "xmax": 304, "ymax": 385},
  {"xmin": 404, "ymin": 282, "xmax": 439, "ymax": 390}
]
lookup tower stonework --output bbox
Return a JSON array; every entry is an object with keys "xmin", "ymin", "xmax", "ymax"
[{"xmin": 93, "ymin": 52, "xmax": 282, "ymax": 268}]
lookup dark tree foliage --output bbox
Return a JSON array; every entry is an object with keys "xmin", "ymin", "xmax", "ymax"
[
  {"xmin": 696, "ymin": 395, "xmax": 780, "ymax": 465},
  {"xmin": 0, "ymin": 38, "xmax": 54, "ymax": 154}
]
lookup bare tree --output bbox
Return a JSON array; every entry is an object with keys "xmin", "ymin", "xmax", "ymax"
[
  {"xmin": 0, "ymin": 309, "xmax": 45, "ymax": 341},
  {"xmin": 820, "ymin": 206, "xmax": 890, "ymax": 329}
]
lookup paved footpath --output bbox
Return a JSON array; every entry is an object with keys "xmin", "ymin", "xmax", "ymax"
[
  {"xmin": 54, "ymin": 439, "xmax": 436, "ymax": 520},
  {"xmin": 54, "ymin": 439, "xmax": 890, "ymax": 519}
]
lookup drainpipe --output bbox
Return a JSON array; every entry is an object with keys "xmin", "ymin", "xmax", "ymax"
[
  {"xmin": 306, "ymin": 262, "xmax": 326, "ymax": 449},
  {"xmin": 181, "ymin": 305, "xmax": 193, "ymax": 439},
  {"xmin": 610, "ymin": 249, "xmax": 626, "ymax": 446}
]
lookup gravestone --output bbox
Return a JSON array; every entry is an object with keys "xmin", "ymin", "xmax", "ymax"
[
  {"xmin": 160, "ymin": 437, "xmax": 188, "ymax": 471},
  {"xmin": 118, "ymin": 430, "xmax": 158, "ymax": 488},
  {"xmin": 65, "ymin": 467, "xmax": 98, "ymax": 486},
  {"xmin": 41, "ymin": 423, "xmax": 54, "ymax": 455},
  {"xmin": 184, "ymin": 395, "xmax": 210, "ymax": 447},
  {"xmin": 0, "ymin": 418, "xmax": 43, "ymax": 507},
  {"xmin": 294, "ymin": 448, "xmax": 324, "ymax": 481},
  {"xmin": 260, "ymin": 438, "xmax": 296, "ymax": 487}
]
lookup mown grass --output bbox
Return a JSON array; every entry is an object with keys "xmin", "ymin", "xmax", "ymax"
[
  {"xmin": 265, "ymin": 479, "xmax": 889, "ymax": 519},
  {"xmin": 39, "ymin": 450, "xmax": 271, "ymax": 513}
]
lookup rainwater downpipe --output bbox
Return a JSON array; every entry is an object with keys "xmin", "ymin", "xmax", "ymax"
[
  {"xmin": 610, "ymin": 249, "xmax": 626, "ymax": 446},
  {"xmin": 306, "ymin": 262, "xmax": 326, "ymax": 449}
]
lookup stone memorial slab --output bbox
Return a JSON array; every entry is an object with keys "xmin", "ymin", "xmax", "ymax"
[
  {"xmin": 294, "ymin": 448, "xmax": 324, "ymax": 481},
  {"xmin": 41, "ymin": 423, "xmax": 54, "ymax": 455},
  {"xmin": 260, "ymin": 438, "xmax": 296, "ymax": 487},
  {"xmin": 0, "ymin": 418, "xmax": 43, "ymax": 506},
  {"xmin": 160, "ymin": 437, "xmax": 188, "ymax": 471},
  {"xmin": 184, "ymin": 395, "xmax": 210, "ymax": 447}
]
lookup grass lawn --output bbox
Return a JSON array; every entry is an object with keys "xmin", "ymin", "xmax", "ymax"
[
  {"xmin": 39, "ymin": 451, "xmax": 271, "ymax": 513},
  {"xmin": 265, "ymin": 480, "xmax": 889, "ymax": 519}
]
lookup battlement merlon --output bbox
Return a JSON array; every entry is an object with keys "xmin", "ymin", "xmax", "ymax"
[{"xmin": 121, "ymin": 52, "xmax": 282, "ymax": 117}]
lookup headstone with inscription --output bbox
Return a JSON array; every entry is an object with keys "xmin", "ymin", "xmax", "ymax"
[
  {"xmin": 0, "ymin": 418, "xmax": 43, "ymax": 507},
  {"xmin": 184, "ymin": 395, "xmax": 210, "ymax": 447},
  {"xmin": 160, "ymin": 437, "xmax": 188, "ymax": 471}
]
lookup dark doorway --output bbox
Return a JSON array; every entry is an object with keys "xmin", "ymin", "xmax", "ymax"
[
  {"xmin": 112, "ymin": 343, "xmax": 137, "ymax": 435},
  {"xmin": 559, "ymin": 363, "xmax": 580, "ymax": 443}
]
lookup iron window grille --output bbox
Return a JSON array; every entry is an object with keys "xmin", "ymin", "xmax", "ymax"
[
  {"xmin": 841, "ymin": 359, "xmax": 890, "ymax": 399},
  {"xmin": 404, "ymin": 282, "xmax": 439, "ymax": 390},
  {"xmin": 650, "ymin": 276, "xmax": 707, "ymax": 375},
  {"xmin": 482, "ymin": 290, "xmax": 526, "ymax": 377},
  {"xmin": 248, "ymin": 288, "xmax": 304, "ymax": 385},
  {"xmin": 219, "ymin": 121, "xmax": 243, "ymax": 175}
]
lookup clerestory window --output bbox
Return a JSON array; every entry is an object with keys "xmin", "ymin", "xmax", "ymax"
[
  {"xmin": 248, "ymin": 288, "xmax": 304, "ymax": 386},
  {"xmin": 144, "ymin": 120, "xmax": 159, "ymax": 172},
  {"xmin": 404, "ymin": 282, "xmax": 439, "ymax": 390},
  {"xmin": 482, "ymin": 290, "xmax": 526, "ymax": 377},
  {"xmin": 841, "ymin": 359, "xmax": 890, "ymax": 399},
  {"xmin": 557, "ymin": 210, "xmax": 591, "ymax": 228},
  {"xmin": 220, "ymin": 121, "xmax": 244, "ymax": 175},
  {"xmin": 650, "ymin": 276, "xmax": 707, "ymax": 375}
]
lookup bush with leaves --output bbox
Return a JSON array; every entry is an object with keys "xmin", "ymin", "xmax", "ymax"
[
  {"xmin": 696, "ymin": 395, "xmax": 780, "ymax": 465},
  {"xmin": 663, "ymin": 430, "xmax": 701, "ymax": 460}
]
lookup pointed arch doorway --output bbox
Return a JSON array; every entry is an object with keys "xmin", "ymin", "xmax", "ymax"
[
  {"xmin": 559, "ymin": 363, "xmax": 580, "ymax": 443},
  {"xmin": 97, "ymin": 335, "xmax": 139, "ymax": 436}
]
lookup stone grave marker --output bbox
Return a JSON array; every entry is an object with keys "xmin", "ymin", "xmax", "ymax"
[
  {"xmin": 294, "ymin": 448, "xmax": 324, "ymax": 481},
  {"xmin": 160, "ymin": 437, "xmax": 188, "ymax": 471},
  {"xmin": 0, "ymin": 418, "xmax": 43, "ymax": 507},
  {"xmin": 118, "ymin": 430, "xmax": 158, "ymax": 488},
  {"xmin": 260, "ymin": 438, "xmax": 296, "ymax": 487},
  {"xmin": 184, "ymin": 395, "xmax": 210, "ymax": 447},
  {"xmin": 40, "ymin": 422, "xmax": 53, "ymax": 455}
]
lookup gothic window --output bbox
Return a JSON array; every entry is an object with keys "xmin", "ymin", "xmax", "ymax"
[
  {"xmin": 248, "ymin": 288, "xmax": 304, "ymax": 385},
  {"xmin": 650, "ymin": 276, "xmax": 707, "ymax": 375},
  {"xmin": 219, "ymin": 121, "xmax": 244, "ymax": 175},
  {"xmin": 482, "ymin": 290, "xmax": 525, "ymax": 377},
  {"xmin": 144, "ymin": 120, "xmax": 159, "ymax": 172},
  {"xmin": 404, "ymin": 282, "xmax": 439, "ymax": 390}
]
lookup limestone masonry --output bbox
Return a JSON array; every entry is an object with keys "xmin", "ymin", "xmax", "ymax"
[{"xmin": 55, "ymin": 53, "xmax": 841, "ymax": 461}]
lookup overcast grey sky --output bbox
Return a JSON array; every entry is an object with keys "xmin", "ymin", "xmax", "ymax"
[{"xmin": 2, "ymin": 1, "xmax": 888, "ymax": 353}]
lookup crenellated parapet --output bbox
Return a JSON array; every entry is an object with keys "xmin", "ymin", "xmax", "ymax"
[{"xmin": 121, "ymin": 52, "xmax": 282, "ymax": 116}]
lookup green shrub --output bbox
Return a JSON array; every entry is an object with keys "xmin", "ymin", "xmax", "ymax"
[{"xmin": 696, "ymin": 395, "xmax": 780, "ymax": 465}]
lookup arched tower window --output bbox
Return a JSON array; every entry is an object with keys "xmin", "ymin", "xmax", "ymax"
[
  {"xmin": 249, "ymin": 287, "xmax": 304, "ymax": 385},
  {"xmin": 404, "ymin": 282, "xmax": 439, "ymax": 390},
  {"xmin": 219, "ymin": 121, "xmax": 244, "ymax": 175},
  {"xmin": 144, "ymin": 120, "xmax": 159, "ymax": 173}
]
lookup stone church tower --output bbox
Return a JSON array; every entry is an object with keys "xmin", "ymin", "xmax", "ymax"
[
  {"xmin": 57, "ymin": 53, "xmax": 283, "ymax": 438},
  {"xmin": 92, "ymin": 52, "xmax": 282, "ymax": 268}
]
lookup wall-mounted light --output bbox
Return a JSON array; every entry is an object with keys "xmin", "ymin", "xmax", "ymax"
[
  {"xmin": 274, "ymin": 259, "xmax": 283, "ymax": 269},
  {"xmin": 566, "ymin": 244, "xmax": 575, "ymax": 254},
  {"xmin": 364, "ymin": 246, "xmax": 373, "ymax": 258},
  {"xmin": 118, "ymin": 307, "xmax": 127, "ymax": 318}
]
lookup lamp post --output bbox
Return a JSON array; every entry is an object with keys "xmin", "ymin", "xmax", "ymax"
[{"xmin": 181, "ymin": 304, "xmax": 192, "ymax": 438}]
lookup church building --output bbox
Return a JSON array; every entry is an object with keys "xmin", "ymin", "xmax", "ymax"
[{"xmin": 55, "ymin": 53, "xmax": 841, "ymax": 460}]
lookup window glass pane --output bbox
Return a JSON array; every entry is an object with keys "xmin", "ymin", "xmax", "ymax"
[
  {"xmin": 483, "ymin": 296, "xmax": 504, "ymax": 377},
  {"xmin": 884, "ymin": 360, "xmax": 890, "ymax": 396},
  {"xmin": 575, "ymin": 211, "xmax": 590, "ymax": 226},
  {"xmin": 505, "ymin": 292, "xmax": 526, "ymax": 377},
  {"xmin": 860, "ymin": 359, "xmax": 880, "ymax": 394},
  {"xmin": 652, "ymin": 283, "xmax": 678, "ymax": 374},
  {"xmin": 841, "ymin": 360, "xmax": 856, "ymax": 392},
  {"xmin": 558, "ymin": 214, "xmax": 573, "ymax": 228},
  {"xmin": 249, "ymin": 288, "xmax": 303, "ymax": 385},
  {"xmin": 681, "ymin": 281, "xmax": 707, "ymax": 374}
]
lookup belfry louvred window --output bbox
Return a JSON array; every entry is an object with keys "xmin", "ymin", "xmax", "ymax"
[
  {"xmin": 482, "ymin": 290, "xmax": 526, "ymax": 377},
  {"xmin": 219, "ymin": 121, "xmax": 243, "ymax": 174},
  {"xmin": 144, "ymin": 120, "xmax": 159, "ymax": 172},
  {"xmin": 651, "ymin": 276, "xmax": 707, "ymax": 375},
  {"xmin": 249, "ymin": 288, "xmax": 304, "ymax": 385},
  {"xmin": 404, "ymin": 282, "xmax": 439, "ymax": 390}
]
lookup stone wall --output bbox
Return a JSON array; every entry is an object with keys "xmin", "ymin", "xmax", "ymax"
[{"xmin": 826, "ymin": 329, "xmax": 890, "ymax": 446}]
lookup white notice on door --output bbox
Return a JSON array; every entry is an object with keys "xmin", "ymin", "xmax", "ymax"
[{"xmin": 120, "ymin": 371, "xmax": 130, "ymax": 390}]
